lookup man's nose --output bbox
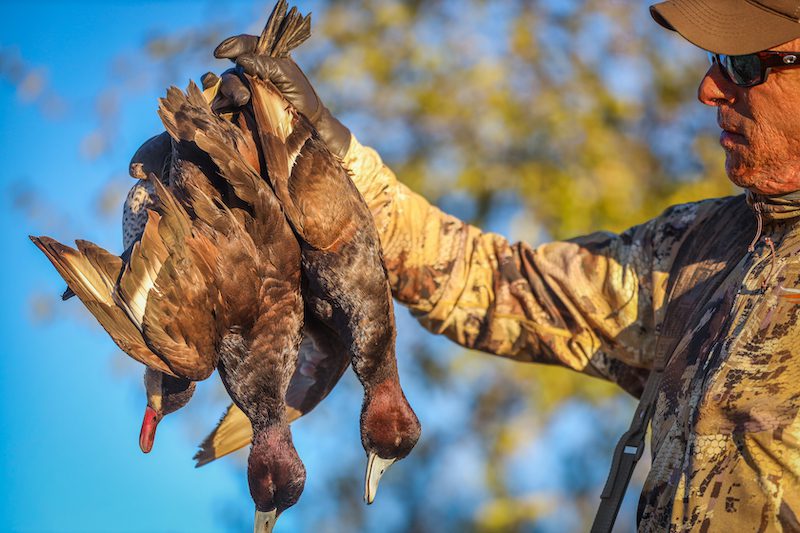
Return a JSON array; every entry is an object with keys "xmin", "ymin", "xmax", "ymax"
[{"xmin": 698, "ymin": 63, "xmax": 736, "ymax": 106}]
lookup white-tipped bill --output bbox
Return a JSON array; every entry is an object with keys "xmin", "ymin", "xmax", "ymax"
[
  {"xmin": 254, "ymin": 509, "xmax": 277, "ymax": 533},
  {"xmin": 364, "ymin": 452, "xmax": 397, "ymax": 504}
]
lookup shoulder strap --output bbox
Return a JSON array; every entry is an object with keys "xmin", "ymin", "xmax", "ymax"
[{"xmin": 589, "ymin": 364, "xmax": 662, "ymax": 533}]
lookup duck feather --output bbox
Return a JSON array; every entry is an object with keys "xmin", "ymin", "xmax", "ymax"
[{"xmin": 29, "ymin": 235, "xmax": 176, "ymax": 376}]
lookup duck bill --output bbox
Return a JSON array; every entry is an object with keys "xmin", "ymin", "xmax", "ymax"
[
  {"xmin": 139, "ymin": 405, "xmax": 161, "ymax": 453},
  {"xmin": 364, "ymin": 452, "xmax": 396, "ymax": 504},
  {"xmin": 254, "ymin": 509, "xmax": 277, "ymax": 533}
]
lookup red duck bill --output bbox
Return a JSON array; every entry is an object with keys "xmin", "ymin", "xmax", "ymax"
[{"xmin": 139, "ymin": 405, "xmax": 161, "ymax": 453}]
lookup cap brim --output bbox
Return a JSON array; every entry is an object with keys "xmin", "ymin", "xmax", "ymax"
[{"xmin": 651, "ymin": 0, "xmax": 800, "ymax": 55}]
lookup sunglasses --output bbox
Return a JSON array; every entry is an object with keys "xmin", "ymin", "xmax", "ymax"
[{"xmin": 708, "ymin": 51, "xmax": 800, "ymax": 87}]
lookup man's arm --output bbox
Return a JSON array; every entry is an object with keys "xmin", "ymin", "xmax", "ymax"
[{"xmin": 343, "ymin": 135, "xmax": 663, "ymax": 397}]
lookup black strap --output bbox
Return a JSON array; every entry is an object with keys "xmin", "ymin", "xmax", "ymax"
[{"xmin": 590, "ymin": 368, "xmax": 662, "ymax": 533}]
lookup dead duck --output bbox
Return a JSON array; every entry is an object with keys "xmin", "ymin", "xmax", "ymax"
[
  {"xmin": 112, "ymin": 77, "xmax": 351, "ymax": 460},
  {"xmin": 128, "ymin": 138, "xmax": 200, "ymax": 454},
  {"xmin": 194, "ymin": 310, "xmax": 349, "ymax": 465},
  {"xmin": 159, "ymin": 83, "xmax": 310, "ymax": 532},
  {"xmin": 216, "ymin": 0, "xmax": 421, "ymax": 503},
  {"xmin": 33, "ymin": 81, "xmax": 308, "ymax": 533},
  {"xmin": 120, "ymin": 165, "xmax": 350, "ymax": 459}
]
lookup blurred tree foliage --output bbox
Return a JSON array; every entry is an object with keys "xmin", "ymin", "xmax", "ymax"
[{"xmin": 9, "ymin": 0, "xmax": 737, "ymax": 531}]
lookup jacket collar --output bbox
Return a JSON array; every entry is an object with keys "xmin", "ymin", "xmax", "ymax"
[{"xmin": 746, "ymin": 189, "xmax": 800, "ymax": 223}]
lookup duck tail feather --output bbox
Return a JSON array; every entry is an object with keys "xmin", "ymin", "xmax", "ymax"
[
  {"xmin": 158, "ymin": 84, "xmax": 213, "ymax": 145},
  {"xmin": 282, "ymin": 13, "xmax": 312, "ymax": 54},
  {"xmin": 194, "ymin": 403, "xmax": 253, "ymax": 467},
  {"xmin": 274, "ymin": 7, "xmax": 312, "ymax": 58},
  {"xmin": 257, "ymin": 1, "xmax": 311, "ymax": 58},
  {"xmin": 186, "ymin": 79, "xmax": 210, "ymax": 109},
  {"xmin": 159, "ymin": 84, "xmax": 263, "ymax": 208},
  {"xmin": 257, "ymin": 0, "xmax": 288, "ymax": 55}
]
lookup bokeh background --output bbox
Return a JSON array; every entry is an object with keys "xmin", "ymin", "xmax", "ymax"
[{"xmin": 1, "ymin": 1, "xmax": 737, "ymax": 531}]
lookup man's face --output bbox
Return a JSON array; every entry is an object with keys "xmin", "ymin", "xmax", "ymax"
[{"xmin": 698, "ymin": 37, "xmax": 800, "ymax": 195}]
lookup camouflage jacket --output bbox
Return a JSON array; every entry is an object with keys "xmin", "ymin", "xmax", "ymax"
[{"xmin": 342, "ymin": 136, "xmax": 800, "ymax": 532}]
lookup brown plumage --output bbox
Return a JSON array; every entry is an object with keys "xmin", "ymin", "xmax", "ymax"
[
  {"xmin": 38, "ymin": 2, "xmax": 419, "ymax": 525},
  {"xmin": 62, "ymin": 135, "xmax": 198, "ymax": 453},
  {"xmin": 210, "ymin": 1, "xmax": 421, "ymax": 503},
  {"xmin": 157, "ymin": 83, "xmax": 308, "ymax": 528},
  {"xmin": 91, "ymin": 78, "xmax": 351, "ymax": 460},
  {"xmin": 194, "ymin": 311, "xmax": 349, "ymax": 466}
]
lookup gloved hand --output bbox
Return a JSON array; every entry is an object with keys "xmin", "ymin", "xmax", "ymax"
[{"xmin": 214, "ymin": 34, "xmax": 352, "ymax": 159}]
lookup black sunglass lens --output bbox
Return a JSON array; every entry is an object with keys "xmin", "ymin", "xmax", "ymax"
[{"xmin": 724, "ymin": 54, "xmax": 762, "ymax": 86}]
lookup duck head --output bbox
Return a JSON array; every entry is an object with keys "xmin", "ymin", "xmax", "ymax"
[
  {"xmin": 139, "ymin": 368, "xmax": 196, "ymax": 453},
  {"xmin": 249, "ymin": 425, "xmax": 306, "ymax": 533},
  {"xmin": 360, "ymin": 379, "xmax": 421, "ymax": 504}
]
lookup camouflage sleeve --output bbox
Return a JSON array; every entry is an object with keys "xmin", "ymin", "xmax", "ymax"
[{"xmin": 342, "ymin": 136, "xmax": 672, "ymax": 396}]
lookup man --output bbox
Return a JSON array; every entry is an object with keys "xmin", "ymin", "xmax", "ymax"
[{"xmin": 209, "ymin": 0, "xmax": 800, "ymax": 530}]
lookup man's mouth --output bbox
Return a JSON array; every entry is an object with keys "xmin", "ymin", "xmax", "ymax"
[
  {"xmin": 719, "ymin": 124, "xmax": 746, "ymax": 147},
  {"xmin": 717, "ymin": 111, "xmax": 746, "ymax": 146}
]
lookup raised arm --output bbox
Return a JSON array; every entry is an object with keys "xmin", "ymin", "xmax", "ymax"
[{"xmin": 342, "ymin": 136, "xmax": 667, "ymax": 396}]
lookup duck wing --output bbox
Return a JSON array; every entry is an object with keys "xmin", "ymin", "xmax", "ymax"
[
  {"xmin": 62, "ymin": 175, "xmax": 162, "ymax": 302},
  {"xmin": 193, "ymin": 404, "xmax": 253, "ymax": 467},
  {"xmin": 30, "ymin": 235, "xmax": 176, "ymax": 376},
  {"xmin": 287, "ymin": 313, "xmax": 349, "ymax": 413},
  {"xmin": 118, "ymin": 176, "xmax": 220, "ymax": 381},
  {"xmin": 245, "ymin": 79, "xmax": 363, "ymax": 252},
  {"xmin": 34, "ymin": 137, "xmax": 224, "ymax": 380}
]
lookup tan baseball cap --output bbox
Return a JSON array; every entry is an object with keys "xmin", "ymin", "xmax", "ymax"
[{"xmin": 650, "ymin": 0, "xmax": 800, "ymax": 54}]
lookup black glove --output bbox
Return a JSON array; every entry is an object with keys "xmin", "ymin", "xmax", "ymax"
[{"xmin": 214, "ymin": 34, "xmax": 351, "ymax": 159}]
